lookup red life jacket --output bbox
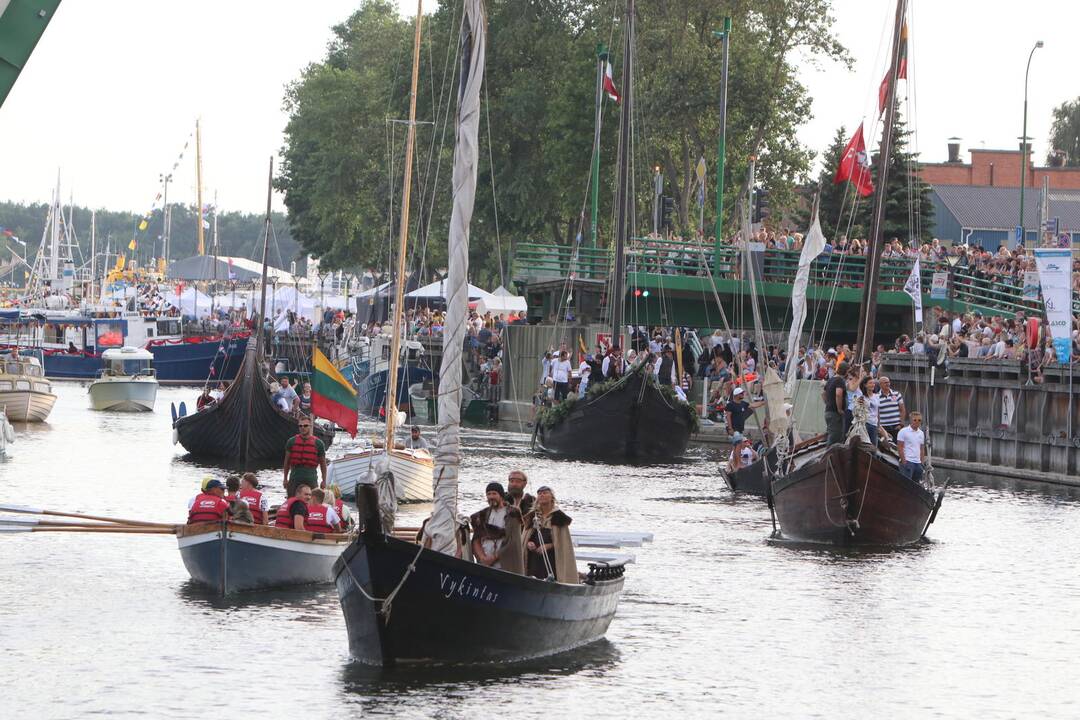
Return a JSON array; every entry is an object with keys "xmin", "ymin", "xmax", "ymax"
[
  {"xmin": 238, "ymin": 488, "xmax": 264, "ymax": 524},
  {"xmin": 289, "ymin": 434, "xmax": 320, "ymax": 467},
  {"xmin": 224, "ymin": 493, "xmax": 238, "ymax": 502},
  {"xmin": 187, "ymin": 493, "xmax": 230, "ymax": 524},
  {"xmin": 333, "ymin": 498, "xmax": 344, "ymax": 521},
  {"xmin": 305, "ymin": 502, "xmax": 335, "ymax": 534},
  {"xmin": 274, "ymin": 497, "xmax": 304, "ymax": 529}
]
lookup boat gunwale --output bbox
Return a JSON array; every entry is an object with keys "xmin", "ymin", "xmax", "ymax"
[{"xmin": 177, "ymin": 521, "xmax": 352, "ymax": 545}]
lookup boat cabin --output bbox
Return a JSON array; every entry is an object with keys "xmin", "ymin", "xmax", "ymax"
[
  {"xmin": 100, "ymin": 347, "xmax": 155, "ymax": 378},
  {"xmin": 0, "ymin": 354, "xmax": 51, "ymax": 394}
]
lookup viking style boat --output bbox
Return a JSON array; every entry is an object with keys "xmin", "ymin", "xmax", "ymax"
[
  {"xmin": 334, "ymin": 1, "xmax": 626, "ymax": 665},
  {"xmin": 769, "ymin": 0, "xmax": 945, "ymax": 546},
  {"xmin": 177, "ymin": 521, "xmax": 350, "ymax": 595},
  {"xmin": 0, "ymin": 352, "xmax": 56, "ymax": 422},
  {"xmin": 172, "ymin": 162, "xmax": 333, "ymax": 464}
]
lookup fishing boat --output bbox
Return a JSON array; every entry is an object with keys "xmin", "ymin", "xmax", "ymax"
[
  {"xmin": 530, "ymin": 0, "xmax": 693, "ymax": 464},
  {"xmin": 326, "ymin": 444, "xmax": 434, "ymax": 502},
  {"xmin": 88, "ymin": 346, "xmax": 159, "ymax": 411},
  {"xmin": 768, "ymin": 0, "xmax": 945, "ymax": 546},
  {"xmin": 0, "ymin": 352, "xmax": 56, "ymax": 422},
  {"xmin": 335, "ymin": 0, "xmax": 626, "ymax": 665},
  {"xmin": 172, "ymin": 162, "xmax": 333, "ymax": 464},
  {"xmin": 176, "ymin": 521, "xmax": 350, "ymax": 594}
]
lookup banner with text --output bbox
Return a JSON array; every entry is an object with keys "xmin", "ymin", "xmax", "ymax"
[{"xmin": 1033, "ymin": 248, "xmax": 1073, "ymax": 363}]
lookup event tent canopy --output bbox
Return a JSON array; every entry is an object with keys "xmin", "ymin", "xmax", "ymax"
[
  {"xmin": 405, "ymin": 280, "xmax": 492, "ymax": 301},
  {"xmin": 475, "ymin": 285, "xmax": 527, "ymax": 315}
]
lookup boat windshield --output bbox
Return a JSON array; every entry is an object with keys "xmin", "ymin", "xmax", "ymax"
[
  {"xmin": 5, "ymin": 362, "xmax": 20, "ymax": 375},
  {"xmin": 110, "ymin": 359, "xmax": 151, "ymax": 376}
]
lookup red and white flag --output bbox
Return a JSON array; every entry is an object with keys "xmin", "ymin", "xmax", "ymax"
[
  {"xmin": 833, "ymin": 122, "xmax": 874, "ymax": 198},
  {"xmin": 603, "ymin": 61, "xmax": 621, "ymax": 105}
]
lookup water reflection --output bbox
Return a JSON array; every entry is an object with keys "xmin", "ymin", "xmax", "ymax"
[{"xmin": 175, "ymin": 579, "xmax": 340, "ymax": 614}]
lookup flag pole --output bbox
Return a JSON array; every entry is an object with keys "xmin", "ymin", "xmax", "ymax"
[
  {"xmin": 712, "ymin": 17, "xmax": 731, "ymax": 275},
  {"xmin": 590, "ymin": 44, "xmax": 606, "ymax": 248}
]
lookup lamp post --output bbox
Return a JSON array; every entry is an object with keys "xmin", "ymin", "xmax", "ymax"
[{"xmin": 1019, "ymin": 40, "xmax": 1044, "ymax": 246}]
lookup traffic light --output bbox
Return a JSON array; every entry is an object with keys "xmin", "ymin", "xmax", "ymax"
[
  {"xmin": 660, "ymin": 196, "xmax": 675, "ymax": 230},
  {"xmin": 752, "ymin": 187, "xmax": 770, "ymax": 224}
]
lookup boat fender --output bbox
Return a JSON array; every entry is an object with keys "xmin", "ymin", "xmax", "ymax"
[
  {"xmin": 170, "ymin": 403, "xmax": 177, "ymax": 423},
  {"xmin": 178, "ymin": 401, "xmax": 187, "ymax": 418},
  {"xmin": 172, "ymin": 428, "xmax": 179, "ymax": 445}
]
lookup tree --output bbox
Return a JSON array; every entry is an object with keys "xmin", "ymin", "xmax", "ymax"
[
  {"xmin": 856, "ymin": 109, "xmax": 934, "ymax": 244},
  {"xmin": 1046, "ymin": 98, "xmax": 1080, "ymax": 166}
]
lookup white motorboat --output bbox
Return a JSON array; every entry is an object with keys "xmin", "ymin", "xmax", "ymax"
[
  {"xmin": 0, "ymin": 353, "xmax": 57, "ymax": 422},
  {"xmin": 327, "ymin": 444, "xmax": 433, "ymax": 502},
  {"xmin": 88, "ymin": 347, "xmax": 159, "ymax": 412}
]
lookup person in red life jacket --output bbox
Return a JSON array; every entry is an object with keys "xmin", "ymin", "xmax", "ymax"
[
  {"xmin": 274, "ymin": 483, "xmax": 312, "ymax": 531},
  {"xmin": 282, "ymin": 417, "xmax": 327, "ymax": 497},
  {"xmin": 186, "ymin": 479, "xmax": 233, "ymax": 524},
  {"xmin": 238, "ymin": 472, "xmax": 269, "ymax": 525},
  {"xmin": 327, "ymin": 484, "xmax": 351, "ymax": 531},
  {"xmin": 305, "ymin": 488, "xmax": 342, "ymax": 534}
]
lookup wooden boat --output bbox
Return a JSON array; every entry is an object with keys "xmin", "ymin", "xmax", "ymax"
[
  {"xmin": 173, "ymin": 344, "xmax": 333, "ymax": 462},
  {"xmin": 721, "ymin": 447, "xmax": 776, "ymax": 497},
  {"xmin": 327, "ymin": 446, "xmax": 434, "ymax": 502},
  {"xmin": 0, "ymin": 353, "xmax": 56, "ymax": 422},
  {"xmin": 88, "ymin": 346, "xmax": 158, "ymax": 412},
  {"xmin": 177, "ymin": 521, "xmax": 350, "ymax": 594},
  {"xmin": 771, "ymin": 435, "xmax": 944, "ymax": 546},
  {"xmin": 335, "ymin": 0, "xmax": 627, "ymax": 666},
  {"xmin": 535, "ymin": 366, "xmax": 694, "ymax": 463}
]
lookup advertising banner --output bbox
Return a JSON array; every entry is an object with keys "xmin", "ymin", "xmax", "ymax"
[{"xmin": 1033, "ymin": 248, "xmax": 1073, "ymax": 363}]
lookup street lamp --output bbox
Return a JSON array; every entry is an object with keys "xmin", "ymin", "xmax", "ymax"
[{"xmin": 1019, "ymin": 40, "xmax": 1044, "ymax": 246}]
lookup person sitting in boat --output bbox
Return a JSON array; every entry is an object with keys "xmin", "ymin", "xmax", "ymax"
[
  {"xmin": 327, "ymin": 484, "xmax": 352, "ymax": 530},
  {"xmin": 186, "ymin": 479, "xmax": 234, "ymax": 524},
  {"xmin": 274, "ymin": 483, "xmax": 312, "ymax": 531},
  {"xmin": 305, "ymin": 488, "xmax": 342, "ymax": 534},
  {"xmin": 196, "ymin": 387, "xmax": 215, "ymax": 411},
  {"xmin": 728, "ymin": 432, "xmax": 757, "ymax": 471},
  {"xmin": 506, "ymin": 469, "xmax": 535, "ymax": 514},
  {"xmin": 210, "ymin": 382, "xmax": 226, "ymax": 402},
  {"xmin": 404, "ymin": 425, "xmax": 429, "ymax": 450},
  {"xmin": 523, "ymin": 487, "xmax": 577, "ymax": 583},
  {"xmin": 277, "ymin": 376, "xmax": 300, "ymax": 413},
  {"xmin": 298, "ymin": 382, "xmax": 313, "ymax": 415},
  {"xmin": 238, "ymin": 472, "xmax": 269, "ymax": 525},
  {"xmin": 283, "ymin": 417, "xmax": 327, "ymax": 496},
  {"xmin": 470, "ymin": 482, "xmax": 515, "ymax": 569}
]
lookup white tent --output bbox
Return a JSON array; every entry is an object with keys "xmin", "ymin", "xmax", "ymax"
[
  {"xmin": 164, "ymin": 287, "xmax": 214, "ymax": 319},
  {"xmin": 476, "ymin": 285, "xmax": 526, "ymax": 315},
  {"xmin": 406, "ymin": 279, "xmax": 491, "ymax": 300},
  {"xmin": 270, "ymin": 286, "xmax": 319, "ymax": 323}
]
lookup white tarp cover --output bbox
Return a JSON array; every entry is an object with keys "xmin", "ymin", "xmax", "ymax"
[
  {"xmin": 164, "ymin": 287, "xmax": 213, "ymax": 319},
  {"xmin": 784, "ymin": 207, "xmax": 827, "ymax": 396},
  {"xmin": 406, "ymin": 279, "xmax": 491, "ymax": 300},
  {"xmin": 475, "ymin": 286, "xmax": 526, "ymax": 315},
  {"xmin": 270, "ymin": 286, "xmax": 319, "ymax": 322}
]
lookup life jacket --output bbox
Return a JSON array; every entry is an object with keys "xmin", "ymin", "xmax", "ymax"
[
  {"xmin": 224, "ymin": 493, "xmax": 238, "ymax": 502},
  {"xmin": 238, "ymin": 488, "xmax": 264, "ymax": 524},
  {"xmin": 305, "ymin": 502, "xmax": 335, "ymax": 534},
  {"xmin": 187, "ymin": 493, "xmax": 229, "ymax": 524},
  {"xmin": 274, "ymin": 497, "xmax": 304, "ymax": 529},
  {"xmin": 289, "ymin": 434, "xmax": 320, "ymax": 467},
  {"xmin": 333, "ymin": 498, "xmax": 345, "ymax": 522}
]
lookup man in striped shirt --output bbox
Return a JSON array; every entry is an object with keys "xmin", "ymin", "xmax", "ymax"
[{"xmin": 877, "ymin": 376, "xmax": 906, "ymax": 440}]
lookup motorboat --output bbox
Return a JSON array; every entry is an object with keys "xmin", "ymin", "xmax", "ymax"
[
  {"xmin": 0, "ymin": 353, "xmax": 57, "ymax": 422},
  {"xmin": 88, "ymin": 346, "xmax": 159, "ymax": 411}
]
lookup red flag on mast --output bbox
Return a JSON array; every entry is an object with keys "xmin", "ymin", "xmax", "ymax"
[
  {"xmin": 603, "ymin": 61, "xmax": 621, "ymax": 105},
  {"xmin": 834, "ymin": 123, "xmax": 874, "ymax": 198},
  {"xmin": 878, "ymin": 22, "xmax": 908, "ymax": 114}
]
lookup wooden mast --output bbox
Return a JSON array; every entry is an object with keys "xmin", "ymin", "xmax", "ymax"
[
  {"xmin": 384, "ymin": 0, "xmax": 424, "ymax": 448},
  {"xmin": 855, "ymin": 0, "xmax": 907, "ymax": 364},
  {"xmin": 610, "ymin": 0, "xmax": 634, "ymax": 343}
]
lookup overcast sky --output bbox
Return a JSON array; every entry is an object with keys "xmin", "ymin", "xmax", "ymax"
[{"xmin": 0, "ymin": 0, "xmax": 1075, "ymax": 215}]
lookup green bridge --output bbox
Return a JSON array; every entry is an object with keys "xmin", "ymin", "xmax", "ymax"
[{"xmin": 512, "ymin": 238, "xmax": 1070, "ymax": 337}]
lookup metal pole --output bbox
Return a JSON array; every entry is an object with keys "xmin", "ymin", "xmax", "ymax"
[
  {"xmin": 713, "ymin": 17, "xmax": 731, "ymax": 275},
  {"xmin": 1020, "ymin": 40, "xmax": 1044, "ymax": 245},
  {"xmin": 652, "ymin": 167, "xmax": 660, "ymax": 235},
  {"xmin": 590, "ymin": 44, "xmax": 607, "ymax": 248}
]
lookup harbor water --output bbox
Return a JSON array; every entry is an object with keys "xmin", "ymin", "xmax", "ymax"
[{"xmin": 2, "ymin": 381, "xmax": 1079, "ymax": 718}]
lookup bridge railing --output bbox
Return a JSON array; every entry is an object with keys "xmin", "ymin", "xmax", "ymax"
[{"xmin": 513, "ymin": 239, "xmax": 1079, "ymax": 316}]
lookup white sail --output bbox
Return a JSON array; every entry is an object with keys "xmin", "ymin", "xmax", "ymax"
[
  {"xmin": 426, "ymin": 0, "xmax": 486, "ymax": 556},
  {"xmin": 783, "ymin": 204, "xmax": 827, "ymax": 396}
]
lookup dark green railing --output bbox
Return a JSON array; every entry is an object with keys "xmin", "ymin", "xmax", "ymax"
[{"xmin": 512, "ymin": 239, "xmax": 1080, "ymax": 316}]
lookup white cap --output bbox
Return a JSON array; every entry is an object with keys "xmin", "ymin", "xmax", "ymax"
[{"xmin": 733, "ymin": 387, "xmax": 744, "ymax": 396}]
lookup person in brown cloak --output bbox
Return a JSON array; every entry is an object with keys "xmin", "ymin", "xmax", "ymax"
[{"xmin": 523, "ymin": 486, "xmax": 577, "ymax": 583}]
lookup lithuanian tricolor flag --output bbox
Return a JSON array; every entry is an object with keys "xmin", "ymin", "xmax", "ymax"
[{"xmin": 312, "ymin": 347, "xmax": 358, "ymax": 437}]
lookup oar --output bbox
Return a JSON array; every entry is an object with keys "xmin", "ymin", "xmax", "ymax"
[
  {"xmin": 0, "ymin": 526, "xmax": 176, "ymax": 534},
  {"xmin": 0, "ymin": 503, "xmax": 173, "ymax": 528}
]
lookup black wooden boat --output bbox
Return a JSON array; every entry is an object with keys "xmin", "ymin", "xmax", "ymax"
[
  {"xmin": 534, "ymin": 367, "xmax": 694, "ymax": 463},
  {"xmin": 173, "ymin": 344, "xmax": 333, "ymax": 463},
  {"xmin": 334, "ymin": 488, "xmax": 626, "ymax": 666},
  {"xmin": 721, "ymin": 447, "xmax": 776, "ymax": 497},
  {"xmin": 770, "ymin": 435, "xmax": 945, "ymax": 546}
]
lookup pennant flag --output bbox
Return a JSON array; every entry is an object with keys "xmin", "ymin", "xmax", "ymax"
[
  {"xmin": 128, "ymin": 238, "xmax": 138, "ymax": 251},
  {"xmin": 603, "ymin": 61, "xmax": 621, "ymax": 105},
  {"xmin": 312, "ymin": 347, "xmax": 358, "ymax": 437},
  {"xmin": 578, "ymin": 335, "xmax": 588, "ymax": 364},
  {"xmin": 903, "ymin": 256, "xmax": 923, "ymax": 323},
  {"xmin": 834, "ymin": 123, "xmax": 874, "ymax": 197},
  {"xmin": 878, "ymin": 22, "xmax": 908, "ymax": 114},
  {"xmin": 138, "ymin": 219, "xmax": 148, "ymax": 232}
]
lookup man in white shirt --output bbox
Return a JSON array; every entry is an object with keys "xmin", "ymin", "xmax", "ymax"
[
  {"xmin": 578, "ymin": 361, "xmax": 591, "ymax": 398},
  {"xmin": 896, "ymin": 412, "xmax": 926, "ymax": 484},
  {"xmin": 550, "ymin": 350, "xmax": 572, "ymax": 401}
]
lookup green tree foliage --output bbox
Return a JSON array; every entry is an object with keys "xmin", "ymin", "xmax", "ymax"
[
  {"xmin": 277, "ymin": 0, "xmax": 850, "ymax": 283},
  {"xmin": 0, "ymin": 201, "xmax": 299, "ymax": 281},
  {"xmin": 856, "ymin": 110, "xmax": 934, "ymax": 244},
  {"xmin": 1046, "ymin": 97, "xmax": 1080, "ymax": 166}
]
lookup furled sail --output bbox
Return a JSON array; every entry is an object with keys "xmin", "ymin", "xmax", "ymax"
[
  {"xmin": 426, "ymin": 0, "xmax": 486, "ymax": 556},
  {"xmin": 783, "ymin": 201, "xmax": 827, "ymax": 396}
]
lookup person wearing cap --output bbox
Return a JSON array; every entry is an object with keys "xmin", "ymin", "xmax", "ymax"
[
  {"xmin": 470, "ymin": 482, "xmax": 518, "ymax": 569},
  {"xmin": 186, "ymin": 479, "xmax": 233, "ymax": 524},
  {"xmin": 523, "ymin": 487, "xmax": 577, "ymax": 583},
  {"xmin": 728, "ymin": 432, "xmax": 757, "ymax": 470},
  {"xmin": 404, "ymin": 425, "xmax": 429, "ymax": 450},
  {"xmin": 653, "ymin": 344, "xmax": 677, "ymax": 386},
  {"xmin": 724, "ymin": 386, "xmax": 763, "ymax": 437},
  {"xmin": 187, "ymin": 476, "xmax": 215, "ymax": 512}
]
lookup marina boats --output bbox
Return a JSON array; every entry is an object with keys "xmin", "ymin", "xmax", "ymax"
[
  {"xmin": 767, "ymin": 0, "xmax": 945, "ymax": 547},
  {"xmin": 335, "ymin": 0, "xmax": 625, "ymax": 665},
  {"xmin": 354, "ymin": 333, "xmax": 432, "ymax": 419},
  {"xmin": 326, "ymin": 445, "xmax": 434, "ymax": 502},
  {"xmin": 88, "ymin": 346, "xmax": 159, "ymax": 411},
  {"xmin": 177, "ymin": 521, "xmax": 350, "ymax": 595},
  {"xmin": 0, "ymin": 353, "xmax": 57, "ymax": 422}
]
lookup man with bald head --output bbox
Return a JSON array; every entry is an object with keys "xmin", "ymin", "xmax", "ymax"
[{"xmin": 505, "ymin": 469, "xmax": 534, "ymax": 515}]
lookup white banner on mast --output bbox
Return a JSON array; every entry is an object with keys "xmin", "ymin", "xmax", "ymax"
[
  {"xmin": 1033, "ymin": 248, "xmax": 1073, "ymax": 364},
  {"xmin": 903, "ymin": 257, "xmax": 923, "ymax": 324}
]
